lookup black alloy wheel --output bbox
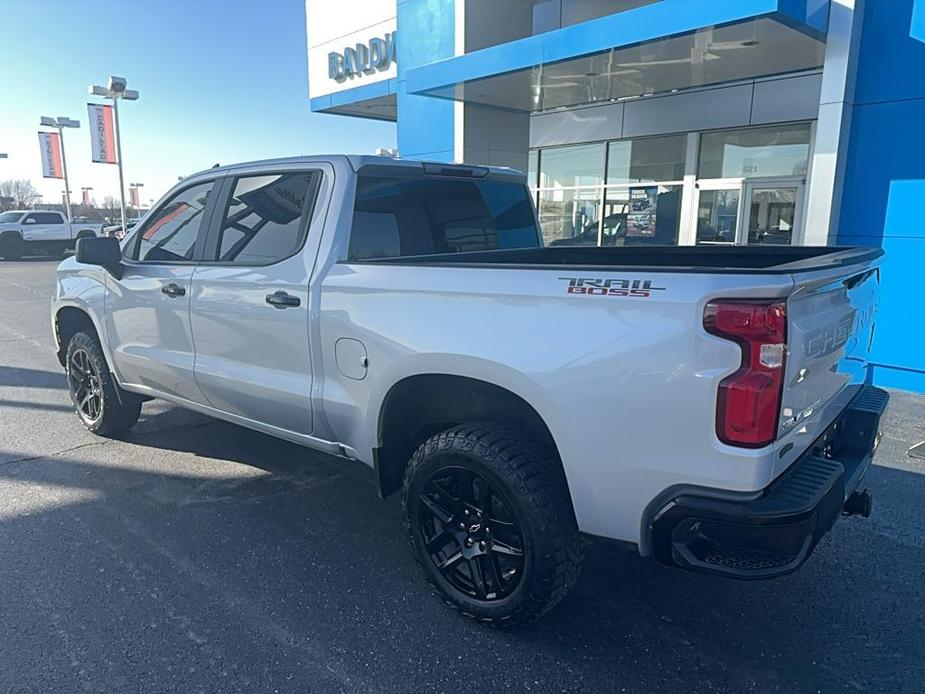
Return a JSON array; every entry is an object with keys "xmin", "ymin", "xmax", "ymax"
[
  {"xmin": 404, "ymin": 425, "xmax": 583, "ymax": 625},
  {"xmin": 68, "ymin": 346, "xmax": 104, "ymax": 426},
  {"xmin": 64, "ymin": 331, "xmax": 142, "ymax": 436},
  {"xmin": 417, "ymin": 465, "xmax": 525, "ymax": 601}
]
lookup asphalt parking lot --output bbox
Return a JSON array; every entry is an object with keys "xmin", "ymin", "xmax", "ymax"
[{"xmin": 0, "ymin": 258, "xmax": 923, "ymax": 693}]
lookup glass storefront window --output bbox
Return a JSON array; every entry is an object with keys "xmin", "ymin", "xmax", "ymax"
[
  {"xmin": 539, "ymin": 185, "xmax": 683, "ymax": 247},
  {"xmin": 698, "ymin": 124, "xmax": 811, "ymax": 179},
  {"xmin": 606, "ymin": 135, "xmax": 686, "ymax": 184},
  {"xmin": 537, "ymin": 188, "xmax": 601, "ymax": 246},
  {"xmin": 537, "ymin": 143, "xmax": 605, "ymax": 188},
  {"xmin": 600, "ymin": 185, "xmax": 682, "ymax": 245},
  {"xmin": 529, "ymin": 121, "xmax": 813, "ymax": 247},
  {"xmin": 697, "ymin": 189, "xmax": 740, "ymax": 244}
]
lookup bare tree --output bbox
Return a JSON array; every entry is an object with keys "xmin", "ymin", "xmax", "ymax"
[
  {"xmin": 72, "ymin": 203, "xmax": 104, "ymax": 222},
  {"xmin": 100, "ymin": 196, "xmax": 121, "ymax": 223},
  {"xmin": 0, "ymin": 179, "xmax": 41, "ymax": 210}
]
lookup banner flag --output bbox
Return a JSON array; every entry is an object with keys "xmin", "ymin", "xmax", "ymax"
[
  {"xmin": 87, "ymin": 103, "xmax": 117, "ymax": 164},
  {"xmin": 38, "ymin": 132, "xmax": 64, "ymax": 179}
]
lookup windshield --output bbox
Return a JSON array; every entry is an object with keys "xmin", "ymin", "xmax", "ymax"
[{"xmin": 0, "ymin": 212, "xmax": 24, "ymax": 223}]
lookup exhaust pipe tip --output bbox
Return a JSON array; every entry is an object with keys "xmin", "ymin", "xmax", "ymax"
[{"xmin": 843, "ymin": 489, "xmax": 873, "ymax": 518}]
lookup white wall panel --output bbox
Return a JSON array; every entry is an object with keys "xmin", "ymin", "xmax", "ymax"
[
  {"xmin": 306, "ymin": 0, "xmax": 397, "ymax": 99},
  {"xmin": 307, "ymin": 0, "xmax": 395, "ymax": 47}
]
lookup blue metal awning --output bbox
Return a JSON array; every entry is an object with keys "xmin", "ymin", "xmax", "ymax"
[{"xmin": 406, "ymin": 0, "xmax": 829, "ymax": 112}]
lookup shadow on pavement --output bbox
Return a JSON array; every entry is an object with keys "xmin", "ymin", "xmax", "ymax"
[
  {"xmin": 0, "ymin": 398, "xmax": 74, "ymax": 413},
  {"xmin": 0, "ymin": 408, "xmax": 922, "ymax": 693},
  {"xmin": 0, "ymin": 365, "xmax": 68, "ymax": 389},
  {"xmin": 0, "ymin": 255, "xmax": 68, "ymax": 263}
]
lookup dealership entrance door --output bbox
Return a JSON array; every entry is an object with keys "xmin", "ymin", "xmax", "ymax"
[
  {"xmin": 743, "ymin": 179, "xmax": 805, "ymax": 246},
  {"xmin": 696, "ymin": 177, "xmax": 804, "ymax": 246}
]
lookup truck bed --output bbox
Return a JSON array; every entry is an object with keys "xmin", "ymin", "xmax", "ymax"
[{"xmin": 355, "ymin": 245, "xmax": 883, "ymax": 274}]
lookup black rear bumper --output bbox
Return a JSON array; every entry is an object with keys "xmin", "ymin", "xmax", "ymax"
[{"xmin": 649, "ymin": 385, "xmax": 889, "ymax": 579}]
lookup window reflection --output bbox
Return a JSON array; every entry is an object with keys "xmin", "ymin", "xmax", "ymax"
[
  {"xmin": 215, "ymin": 173, "xmax": 318, "ymax": 265},
  {"xmin": 537, "ymin": 143, "xmax": 604, "ymax": 188},
  {"xmin": 699, "ymin": 124, "xmax": 811, "ymax": 179},
  {"xmin": 537, "ymin": 189, "xmax": 601, "ymax": 246},
  {"xmin": 748, "ymin": 187, "xmax": 797, "ymax": 245},
  {"xmin": 697, "ymin": 190, "xmax": 740, "ymax": 245},
  {"xmin": 606, "ymin": 135, "xmax": 686, "ymax": 184},
  {"xmin": 135, "ymin": 181, "xmax": 215, "ymax": 262}
]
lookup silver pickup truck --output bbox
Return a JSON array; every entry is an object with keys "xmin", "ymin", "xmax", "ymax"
[{"xmin": 52, "ymin": 156, "xmax": 888, "ymax": 625}]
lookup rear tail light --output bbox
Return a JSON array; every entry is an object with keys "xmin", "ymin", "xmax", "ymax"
[{"xmin": 704, "ymin": 300, "xmax": 787, "ymax": 448}]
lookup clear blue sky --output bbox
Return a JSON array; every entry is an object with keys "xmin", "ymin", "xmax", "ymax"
[{"xmin": 0, "ymin": 0, "xmax": 395, "ymax": 206}]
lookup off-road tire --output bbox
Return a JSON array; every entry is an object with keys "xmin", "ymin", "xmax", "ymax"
[
  {"xmin": 0, "ymin": 232, "xmax": 24, "ymax": 260},
  {"xmin": 60, "ymin": 232, "xmax": 93, "ymax": 258},
  {"xmin": 403, "ymin": 424, "xmax": 583, "ymax": 626},
  {"xmin": 65, "ymin": 331, "xmax": 142, "ymax": 436}
]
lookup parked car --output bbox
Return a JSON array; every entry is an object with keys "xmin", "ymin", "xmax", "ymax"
[
  {"xmin": 0, "ymin": 210, "xmax": 102, "ymax": 259},
  {"xmin": 52, "ymin": 156, "xmax": 889, "ymax": 625},
  {"xmin": 102, "ymin": 217, "xmax": 141, "ymax": 239}
]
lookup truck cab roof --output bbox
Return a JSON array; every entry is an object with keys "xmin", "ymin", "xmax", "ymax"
[{"xmin": 181, "ymin": 155, "xmax": 525, "ymax": 183}]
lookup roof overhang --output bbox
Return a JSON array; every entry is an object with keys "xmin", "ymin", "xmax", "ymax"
[
  {"xmin": 310, "ymin": 79, "xmax": 397, "ymax": 121},
  {"xmin": 406, "ymin": 0, "xmax": 829, "ymax": 112}
]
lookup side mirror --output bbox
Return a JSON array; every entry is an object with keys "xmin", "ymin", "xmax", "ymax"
[{"xmin": 76, "ymin": 236, "xmax": 124, "ymax": 277}]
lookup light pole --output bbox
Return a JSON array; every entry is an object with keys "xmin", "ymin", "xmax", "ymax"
[
  {"xmin": 39, "ymin": 116, "xmax": 80, "ymax": 222},
  {"xmin": 81, "ymin": 186, "xmax": 94, "ymax": 207},
  {"xmin": 0, "ymin": 155, "xmax": 8, "ymax": 211},
  {"xmin": 88, "ymin": 76, "xmax": 139, "ymax": 232}
]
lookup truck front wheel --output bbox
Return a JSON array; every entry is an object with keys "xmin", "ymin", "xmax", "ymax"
[
  {"xmin": 66, "ymin": 331, "xmax": 142, "ymax": 436},
  {"xmin": 403, "ymin": 424, "xmax": 583, "ymax": 626},
  {"xmin": 0, "ymin": 233, "xmax": 24, "ymax": 260}
]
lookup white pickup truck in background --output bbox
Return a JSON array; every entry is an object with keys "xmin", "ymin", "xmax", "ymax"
[
  {"xmin": 51, "ymin": 156, "xmax": 889, "ymax": 625},
  {"xmin": 0, "ymin": 210, "xmax": 102, "ymax": 259}
]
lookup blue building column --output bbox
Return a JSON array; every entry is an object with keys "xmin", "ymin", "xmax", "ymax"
[
  {"xmin": 396, "ymin": 0, "xmax": 457, "ymax": 161},
  {"xmin": 837, "ymin": 0, "xmax": 925, "ymax": 392}
]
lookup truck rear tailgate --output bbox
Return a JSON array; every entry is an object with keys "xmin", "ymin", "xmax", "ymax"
[{"xmin": 781, "ymin": 255, "xmax": 882, "ymax": 441}]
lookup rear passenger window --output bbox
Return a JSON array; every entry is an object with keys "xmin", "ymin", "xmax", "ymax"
[
  {"xmin": 24, "ymin": 212, "xmax": 62, "ymax": 224},
  {"xmin": 210, "ymin": 172, "xmax": 320, "ymax": 265},
  {"xmin": 133, "ymin": 181, "xmax": 216, "ymax": 263},
  {"xmin": 348, "ymin": 175, "xmax": 540, "ymax": 261}
]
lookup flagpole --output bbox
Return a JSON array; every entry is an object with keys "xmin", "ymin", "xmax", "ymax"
[
  {"xmin": 113, "ymin": 97, "xmax": 127, "ymax": 233},
  {"xmin": 39, "ymin": 116, "xmax": 79, "ymax": 220},
  {"xmin": 58, "ymin": 126, "xmax": 72, "ymax": 223},
  {"xmin": 89, "ymin": 77, "xmax": 138, "ymax": 233}
]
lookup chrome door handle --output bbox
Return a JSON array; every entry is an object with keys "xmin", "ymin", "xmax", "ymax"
[
  {"xmin": 265, "ymin": 290, "xmax": 301, "ymax": 308},
  {"xmin": 161, "ymin": 283, "xmax": 186, "ymax": 297}
]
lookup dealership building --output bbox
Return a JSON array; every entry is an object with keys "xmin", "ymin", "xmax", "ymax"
[{"xmin": 307, "ymin": 0, "xmax": 925, "ymax": 392}]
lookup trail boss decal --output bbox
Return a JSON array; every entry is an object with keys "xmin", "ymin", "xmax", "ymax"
[{"xmin": 559, "ymin": 277, "xmax": 666, "ymax": 298}]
